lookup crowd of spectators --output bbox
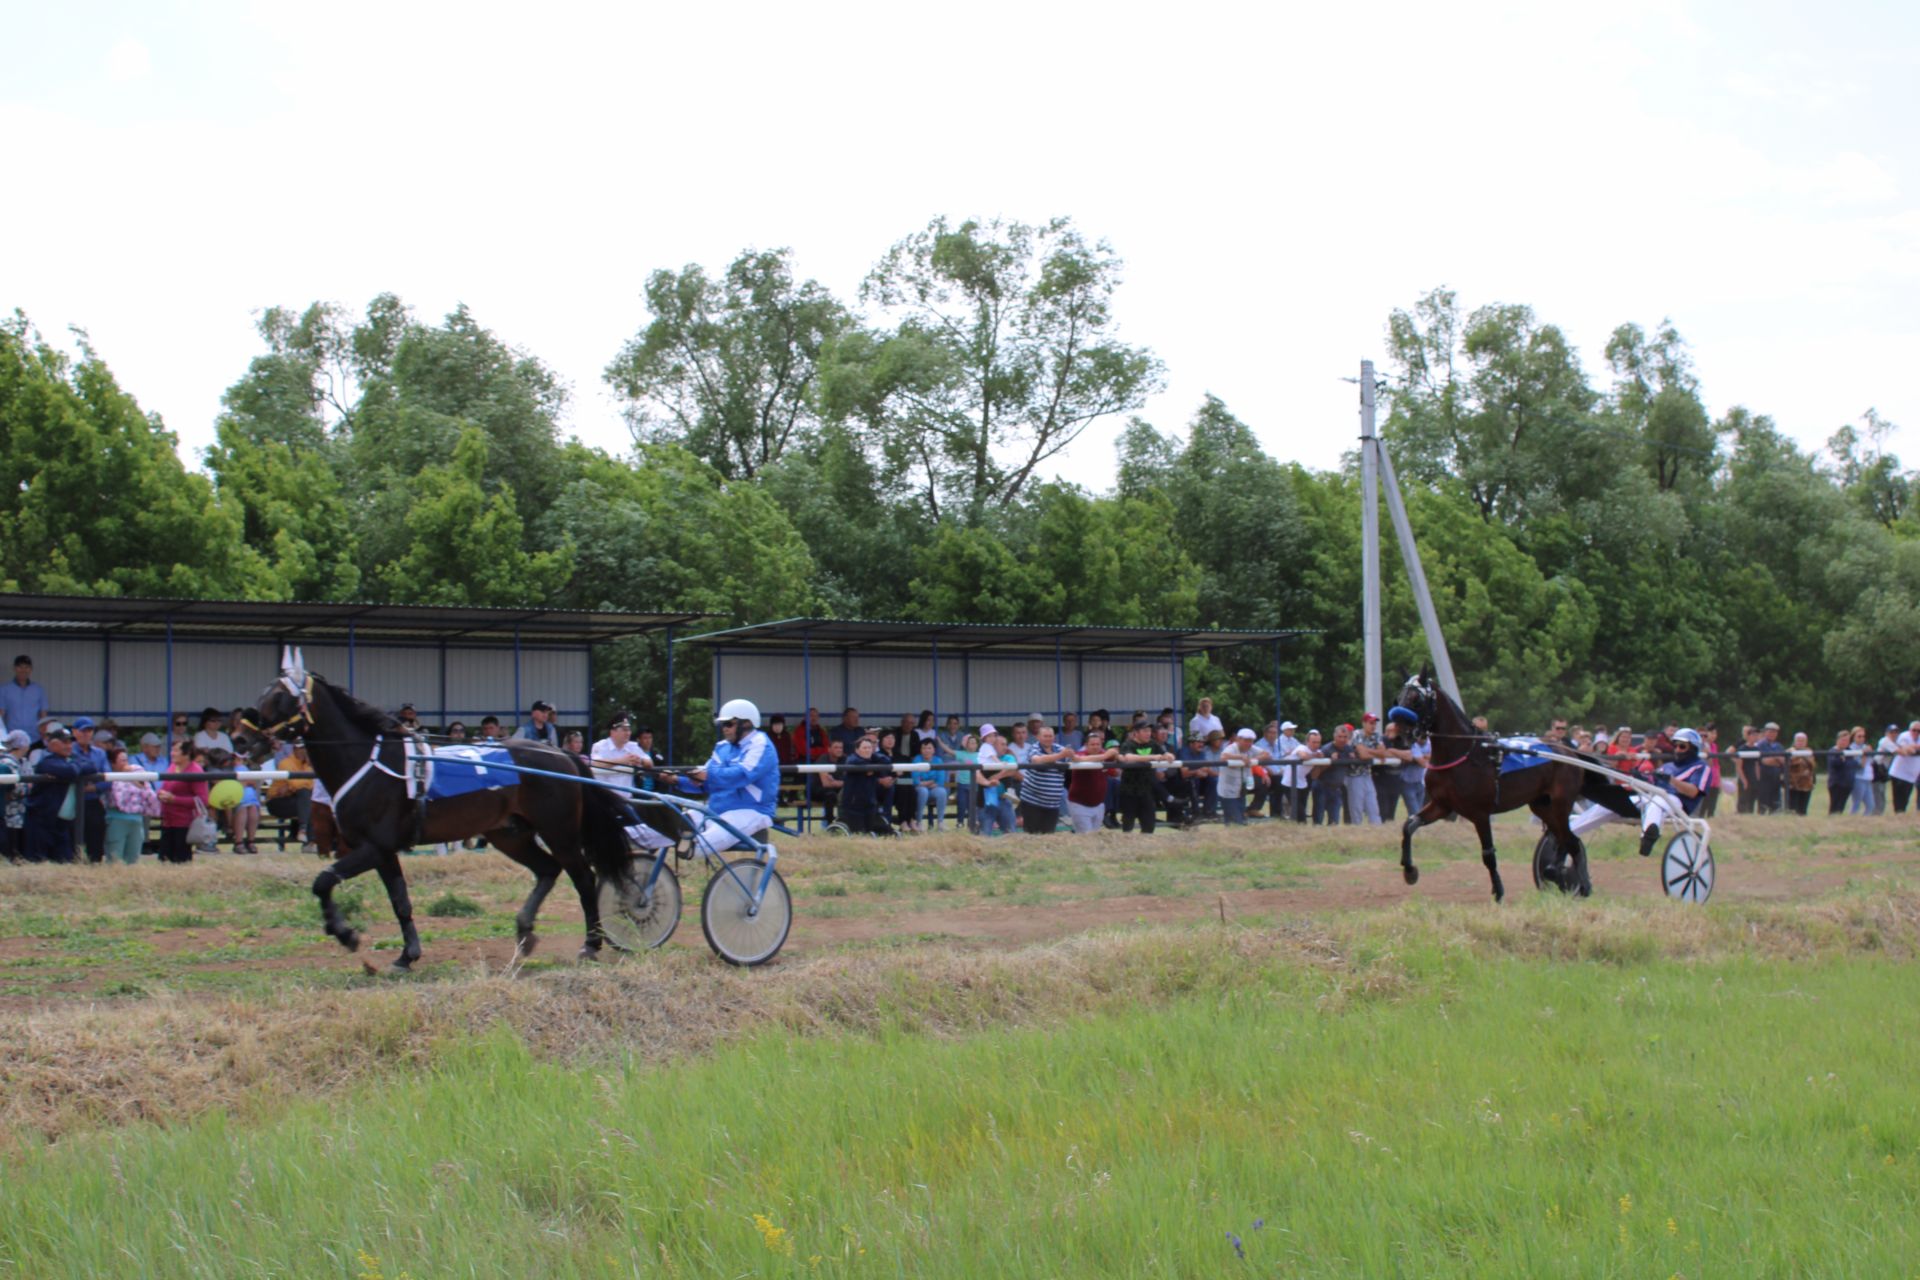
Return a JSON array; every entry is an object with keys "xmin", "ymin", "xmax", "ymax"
[{"xmin": 6, "ymin": 640, "xmax": 1919, "ymax": 860}]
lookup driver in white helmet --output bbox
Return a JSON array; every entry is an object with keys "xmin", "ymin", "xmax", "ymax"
[
  {"xmin": 1568, "ymin": 726, "xmax": 1711, "ymax": 856},
  {"xmin": 686, "ymin": 698, "xmax": 781, "ymax": 856}
]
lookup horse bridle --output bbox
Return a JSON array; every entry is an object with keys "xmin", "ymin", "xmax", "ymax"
[{"xmin": 241, "ymin": 671, "xmax": 315, "ymax": 740}]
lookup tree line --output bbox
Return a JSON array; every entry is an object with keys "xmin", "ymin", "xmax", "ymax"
[{"xmin": 3, "ymin": 216, "xmax": 1916, "ymax": 744}]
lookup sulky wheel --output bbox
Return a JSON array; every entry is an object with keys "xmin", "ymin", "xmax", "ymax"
[
  {"xmin": 1532, "ymin": 831, "xmax": 1592, "ymax": 897},
  {"xmin": 596, "ymin": 856, "xmax": 682, "ymax": 952},
  {"xmin": 1661, "ymin": 832, "xmax": 1715, "ymax": 903},
  {"xmin": 701, "ymin": 857, "xmax": 793, "ymax": 967}
]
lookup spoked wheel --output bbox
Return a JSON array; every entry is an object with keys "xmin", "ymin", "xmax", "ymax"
[
  {"xmin": 1531, "ymin": 832, "xmax": 1592, "ymax": 897},
  {"xmin": 1661, "ymin": 832, "xmax": 1715, "ymax": 903},
  {"xmin": 700, "ymin": 857, "xmax": 792, "ymax": 967},
  {"xmin": 823, "ymin": 821, "xmax": 851, "ymax": 837},
  {"xmin": 597, "ymin": 856, "xmax": 682, "ymax": 952}
]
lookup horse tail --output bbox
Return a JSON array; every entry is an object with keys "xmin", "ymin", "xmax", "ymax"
[
  {"xmin": 1581, "ymin": 771, "xmax": 1642, "ymax": 820},
  {"xmin": 572, "ymin": 760, "xmax": 637, "ymax": 883}
]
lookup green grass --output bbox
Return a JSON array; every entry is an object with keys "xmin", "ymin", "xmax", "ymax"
[{"xmin": 3, "ymin": 949, "xmax": 1914, "ymax": 1278}]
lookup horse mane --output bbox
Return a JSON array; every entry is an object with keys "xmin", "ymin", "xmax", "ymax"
[{"xmin": 309, "ymin": 674, "xmax": 404, "ymax": 735}]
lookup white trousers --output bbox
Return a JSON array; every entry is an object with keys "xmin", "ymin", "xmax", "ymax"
[
  {"xmin": 691, "ymin": 808, "xmax": 773, "ymax": 857},
  {"xmin": 1567, "ymin": 789, "xmax": 1683, "ymax": 840},
  {"xmin": 1066, "ymin": 801, "xmax": 1105, "ymax": 833}
]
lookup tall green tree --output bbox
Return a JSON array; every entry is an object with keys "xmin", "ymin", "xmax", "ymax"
[
  {"xmin": 834, "ymin": 216, "xmax": 1164, "ymax": 522},
  {"xmin": 605, "ymin": 249, "xmax": 848, "ymax": 480},
  {"xmin": 1603, "ymin": 320, "xmax": 1715, "ymax": 493},
  {"xmin": 375, "ymin": 429, "xmax": 573, "ymax": 606},
  {"xmin": 0, "ymin": 315, "xmax": 263, "ymax": 597}
]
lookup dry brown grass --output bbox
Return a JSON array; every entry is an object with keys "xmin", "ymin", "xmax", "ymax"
[{"xmin": 4, "ymin": 881, "xmax": 1916, "ymax": 1147}]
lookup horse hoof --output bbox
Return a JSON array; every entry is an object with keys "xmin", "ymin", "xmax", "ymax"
[
  {"xmin": 389, "ymin": 957, "xmax": 416, "ymax": 974},
  {"xmin": 1492, "ymin": 888, "xmax": 1506, "ymax": 903},
  {"xmin": 576, "ymin": 945, "xmax": 600, "ymax": 964},
  {"xmin": 335, "ymin": 928, "xmax": 361, "ymax": 953},
  {"xmin": 515, "ymin": 932, "xmax": 539, "ymax": 958},
  {"xmin": 1402, "ymin": 865, "xmax": 1419, "ymax": 885}
]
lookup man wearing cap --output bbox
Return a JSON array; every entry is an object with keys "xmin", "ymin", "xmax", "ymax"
[
  {"xmin": 1888, "ymin": 720, "xmax": 1920, "ymax": 814},
  {"xmin": 1114, "ymin": 720, "xmax": 1172, "ymax": 834},
  {"xmin": 518, "ymin": 700, "xmax": 560, "ymax": 747},
  {"xmin": 69, "ymin": 717, "xmax": 111, "ymax": 862},
  {"xmin": 1755, "ymin": 722, "xmax": 1786, "ymax": 814},
  {"xmin": 24, "ymin": 723, "xmax": 99, "ymax": 863},
  {"xmin": 1275, "ymin": 721, "xmax": 1311, "ymax": 822},
  {"xmin": 1216, "ymin": 728, "xmax": 1258, "ymax": 825},
  {"xmin": 0, "ymin": 655, "xmax": 49, "ymax": 740},
  {"xmin": 591, "ymin": 714, "xmax": 654, "ymax": 787}
]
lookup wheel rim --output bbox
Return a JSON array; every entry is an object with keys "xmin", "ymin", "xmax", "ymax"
[
  {"xmin": 598, "ymin": 857, "xmax": 681, "ymax": 951},
  {"xmin": 703, "ymin": 859, "xmax": 792, "ymax": 965},
  {"xmin": 1533, "ymin": 833, "xmax": 1577, "ymax": 894},
  {"xmin": 1662, "ymin": 833, "xmax": 1714, "ymax": 903}
]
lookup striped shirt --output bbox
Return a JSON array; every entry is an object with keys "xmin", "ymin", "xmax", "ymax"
[{"xmin": 1019, "ymin": 751, "xmax": 1069, "ymax": 808}]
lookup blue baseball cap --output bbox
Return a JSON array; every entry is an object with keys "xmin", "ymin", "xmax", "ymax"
[{"xmin": 71, "ymin": 716, "xmax": 96, "ymax": 730}]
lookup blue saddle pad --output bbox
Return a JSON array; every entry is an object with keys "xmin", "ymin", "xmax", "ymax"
[
  {"xmin": 425, "ymin": 746, "xmax": 520, "ymax": 800},
  {"xmin": 1496, "ymin": 739, "xmax": 1555, "ymax": 775}
]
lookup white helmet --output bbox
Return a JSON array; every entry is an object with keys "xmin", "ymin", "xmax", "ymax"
[
  {"xmin": 1673, "ymin": 727, "xmax": 1703, "ymax": 751},
  {"xmin": 715, "ymin": 698, "xmax": 761, "ymax": 728}
]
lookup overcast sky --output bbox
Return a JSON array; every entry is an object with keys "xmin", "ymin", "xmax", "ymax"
[{"xmin": 4, "ymin": 0, "xmax": 1915, "ymax": 486}]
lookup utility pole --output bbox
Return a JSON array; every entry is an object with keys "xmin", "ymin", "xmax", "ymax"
[
  {"xmin": 1357, "ymin": 358, "xmax": 1462, "ymax": 712},
  {"xmin": 1359, "ymin": 360, "xmax": 1383, "ymax": 725}
]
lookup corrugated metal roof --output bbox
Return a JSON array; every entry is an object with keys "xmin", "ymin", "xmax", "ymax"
[
  {"xmin": 0, "ymin": 593, "xmax": 714, "ymax": 645},
  {"xmin": 680, "ymin": 617, "xmax": 1317, "ymax": 657}
]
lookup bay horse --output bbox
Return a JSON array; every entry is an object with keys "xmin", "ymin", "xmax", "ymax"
[
  {"xmin": 239, "ymin": 649, "xmax": 636, "ymax": 971},
  {"xmin": 1394, "ymin": 672, "xmax": 1639, "ymax": 901}
]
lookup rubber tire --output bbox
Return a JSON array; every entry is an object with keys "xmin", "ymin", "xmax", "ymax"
[
  {"xmin": 1532, "ymin": 832, "xmax": 1591, "ymax": 897},
  {"xmin": 1661, "ymin": 832, "xmax": 1715, "ymax": 903},
  {"xmin": 700, "ymin": 857, "xmax": 793, "ymax": 967},
  {"xmin": 597, "ymin": 856, "xmax": 682, "ymax": 952}
]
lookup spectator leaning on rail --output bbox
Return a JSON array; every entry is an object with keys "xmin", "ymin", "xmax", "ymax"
[
  {"xmin": 1826, "ymin": 730, "xmax": 1856, "ymax": 815},
  {"xmin": 1786, "ymin": 732, "xmax": 1816, "ymax": 815},
  {"xmin": 69, "ymin": 716, "xmax": 111, "ymax": 862},
  {"xmin": 685, "ymin": 699, "xmax": 780, "ymax": 857},
  {"xmin": 1114, "ymin": 719, "xmax": 1171, "ymax": 834},
  {"xmin": 2, "ymin": 730, "xmax": 30, "ymax": 860},
  {"xmin": 1873, "ymin": 724, "xmax": 1898, "ymax": 812},
  {"xmin": 25, "ymin": 722, "xmax": 99, "ymax": 864},
  {"xmin": 1216, "ymin": 728, "xmax": 1258, "ymax": 825},
  {"xmin": 1017, "ymin": 724, "xmax": 1071, "ymax": 835},
  {"xmin": 1888, "ymin": 720, "xmax": 1920, "ymax": 814},
  {"xmin": 1847, "ymin": 726, "xmax": 1877, "ymax": 814},
  {"xmin": 1346, "ymin": 713, "xmax": 1384, "ymax": 825}
]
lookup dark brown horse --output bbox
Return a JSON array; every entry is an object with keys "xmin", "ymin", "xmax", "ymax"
[
  {"xmin": 1394, "ymin": 672, "xmax": 1638, "ymax": 900},
  {"xmin": 239, "ymin": 650, "xmax": 634, "ymax": 971}
]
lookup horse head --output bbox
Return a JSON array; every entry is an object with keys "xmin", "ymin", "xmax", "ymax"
[
  {"xmin": 1395, "ymin": 671, "xmax": 1437, "ymax": 733},
  {"xmin": 238, "ymin": 646, "xmax": 316, "ymax": 751}
]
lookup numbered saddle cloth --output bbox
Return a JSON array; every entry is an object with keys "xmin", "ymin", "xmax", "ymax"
[
  {"xmin": 417, "ymin": 745, "xmax": 521, "ymax": 801},
  {"xmin": 1496, "ymin": 738, "xmax": 1555, "ymax": 775}
]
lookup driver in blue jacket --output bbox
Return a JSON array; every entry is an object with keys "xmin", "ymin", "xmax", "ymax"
[
  {"xmin": 1568, "ymin": 726, "xmax": 1710, "ymax": 857},
  {"xmin": 687, "ymin": 698, "xmax": 780, "ymax": 857}
]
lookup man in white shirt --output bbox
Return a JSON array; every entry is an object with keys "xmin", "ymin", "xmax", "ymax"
[
  {"xmin": 1188, "ymin": 697, "xmax": 1224, "ymax": 743},
  {"xmin": 1889, "ymin": 719, "xmax": 1920, "ymax": 815},
  {"xmin": 1277, "ymin": 720, "xmax": 1310, "ymax": 823},
  {"xmin": 590, "ymin": 714, "xmax": 653, "ymax": 786}
]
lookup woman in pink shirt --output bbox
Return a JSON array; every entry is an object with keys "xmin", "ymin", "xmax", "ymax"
[{"xmin": 157, "ymin": 740, "xmax": 208, "ymax": 863}]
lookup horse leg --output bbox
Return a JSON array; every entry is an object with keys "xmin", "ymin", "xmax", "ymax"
[
  {"xmin": 1471, "ymin": 813, "xmax": 1504, "ymax": 903},
  {"xmin": 373, "ymin": 851, "xmax": 423, "ymax": 972},
  {"xmin": 1400, "ymin": 799, "xmax": 1446, "ymax": 886},
  {"xmin": 562, "ymin": 858, "xmax": 606, "ymax": 962},
  {"xmin": 311, "ymin": 842, "xmax": 384, "ymax": 951},
  {"xmin": 486, "ymin": 826, "xmax": 557, "ymax": 957}
]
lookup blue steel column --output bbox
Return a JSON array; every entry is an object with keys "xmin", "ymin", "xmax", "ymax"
[
  {"xmin": 586, "ymin": 643, "xmax": 596, "ymax": 735},
  {"xmin": 348, "ymin": 620, "xmax": 357, "ymax": 692},
  {"xmin": 664, "ymin": 625, "xmax": 676, "ymax": 764},
  {"xmin": 1272, "ymin": 640, "xmax": 1283, "ymax": 727},
  {"xmin": 101, "ymin": 635, "xmax": 111, "ymax": 721},
  {"xmin": 1054, "ymin": 639, "xmax": 1064, "ymax": 725},
  {"xmin": 439, "ymin": 639, "xmax": 448, "ymax": 731},
  {"xmin": 1169, "ymin": 642, "xmax": 1178, "ymax": 720},
  {"xmin": 931, "ymin": 637, "xmax": 940, "ymax": 725},
  {"xmin": 164, "ymin": 618, "xmax": 174, "ymax": 752},
  {"xmin": 802, "ymin": 633, "xmax": 813, "ymax": 833},
  {"xmin": 512, "ymin": 624, "xmax": 522, "ymax": 729}
]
